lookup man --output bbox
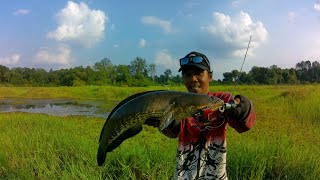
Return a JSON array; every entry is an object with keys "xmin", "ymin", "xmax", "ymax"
[{"xmin": 163, "ymin": 51, "xmax": 256, "ymax": 180}]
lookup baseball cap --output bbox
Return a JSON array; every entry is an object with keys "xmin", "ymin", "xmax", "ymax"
[{"xmin": 178, "ymin": 51, "xmax": 211, "ymax": 72}]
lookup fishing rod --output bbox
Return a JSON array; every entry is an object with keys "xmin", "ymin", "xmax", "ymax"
[
  {"xmin": 219, "ymin": 35, "xmax": 252, "ymax": 112},
  {"xmin": 232, "ymin": 35, "xmax": 252, "ymax": 95}
]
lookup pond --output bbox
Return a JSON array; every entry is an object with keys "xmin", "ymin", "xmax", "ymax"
[{"xmin": 0, "ymin": 98, "xmax": 110, "ymax": 118}]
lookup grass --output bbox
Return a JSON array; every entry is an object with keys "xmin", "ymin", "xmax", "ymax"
[
  {"xmin": 0, "ymin": 113, "xmax": 176, "ymax": 179},
  {"xmin": 0, "ymin": 86, "xmax": 186, "ymax": 100},
  {"xmin": 0, "ymin": 85, "xmax": 319, "ymax": 179}
]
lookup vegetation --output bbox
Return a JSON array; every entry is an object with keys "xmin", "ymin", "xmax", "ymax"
[
  {"xmin": 0, "ymin": 56, "xmax": 319, "ymax": 86},
  {"xmin": 0, "ymin": 85, "xmax": 319, "ymax": 179}
]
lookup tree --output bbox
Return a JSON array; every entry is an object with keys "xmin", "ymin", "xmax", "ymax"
[
  {"xmin": 164, "ymin": 69, "xmax": 172, "ymax": 78},
  {"xmin": 171, "ymin": 75, "xmax": 182, "ymax": 84},
  {"xmin": 115, "ymin": 65, "xmax": 132, "ymax": 86},
  {"xmin": 93, "ymin": 58, "xmax": 112, "ymax": 71},
  {"xmin": 129, "ymin": 57, "xmax": 147, "ymax": 79},
  {"xmin": 71, "ymin": 66, "xmax": 88, "ymax": 86},
  {"xmin": 249, "ymin": 66, "xmax": 269, "ymax": 84},
  {"xmin": 311, "ymin": 61, "xmax": 320, "ymax": 82},
  {"xmin": 238, "ymin": 72, "xmax": 248, "ymax": 84},
  {"xmin": 296, "ymin": 61, "xmax": 310, "ymax": 82},
  {"xmin": 56, "ymin": 69, "xmax": 74, "ymax": 86},
  {"xmin": 32, "ymin": 68, "xmax": 48, "ymax": 86},
  {"xmin": 93, "ymin": 58, "xmax": 115, "ymax": 85},
  {"xmin": 267, "ymin": 65, "xmax": 283, "ymax": 84},
  {"xmin": 7, "ymin": 68, "xmax": 26, "ymax": 85},
  {"xmin": 222, "ymin": 72, "xmax": 233, "ymax": 83},
  {"xmin": 148, "ymin": 64, "xmax": 156, "ymax": 82},
  {"xmin": 0, "ymin": 56, "xmax": 318, "ymax": 86},
  {"xmin": 84, "ymin": 66, "xmax": 96, "ymax": 85},
  {"xmin": 282, "ymin": 68, "xmax": 297, "ymax": 84},
  {"xmin": 0, "ymin": 65, "xmax": 10, "ymax": 83},
  {"xmin": 161, "ymin": 69, "xmax": 172, "ymax": 84},
  {"xmin": 48, "ymin": 69, "xmax": 60, "ymax": 86}
]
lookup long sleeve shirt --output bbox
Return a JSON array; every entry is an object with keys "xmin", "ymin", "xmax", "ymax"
[{"xmin": 165, "ymin": 92, "xmax": 256, "ymax": 180}]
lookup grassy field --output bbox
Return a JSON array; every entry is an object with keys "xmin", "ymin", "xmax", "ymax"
[{"xmin": 0, "ymin": 85, "xmax": 319, "ymax": 179}]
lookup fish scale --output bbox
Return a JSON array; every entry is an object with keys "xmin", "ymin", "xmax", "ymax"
[{"xmin": 108, "ymin": 113, "xmax": 155, "ymax": 143}]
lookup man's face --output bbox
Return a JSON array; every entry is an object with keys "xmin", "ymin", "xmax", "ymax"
[{"xmin": 182, "ymin": 66, "xmax": 212, "ymax": 94}]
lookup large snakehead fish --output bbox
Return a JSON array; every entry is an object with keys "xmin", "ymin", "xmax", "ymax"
[{"xmin": 97, "ymin": 90, "xmax": 224, "ymax": 166}]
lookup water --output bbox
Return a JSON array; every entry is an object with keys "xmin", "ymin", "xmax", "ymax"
[{"xmin": 0, "ymin": 98, "xmax": 110, "ymax": 118}]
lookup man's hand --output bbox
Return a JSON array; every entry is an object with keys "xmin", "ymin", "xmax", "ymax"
[
  {"xmin": 229, "ymin": 95, "xmax": 251, "ymax": 120},
  {"xmin": 234, "ymin": 96, "xmax": 241, "ymax": 105}
]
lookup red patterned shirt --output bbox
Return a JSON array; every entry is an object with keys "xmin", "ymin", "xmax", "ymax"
[{"xmin": 173, "ymin": 92, "xmax": 256, "ymax": 180}]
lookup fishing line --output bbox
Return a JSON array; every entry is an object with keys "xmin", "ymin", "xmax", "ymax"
[{"xmin": 232, "ymin": 35, "xmax": 252, "ymax": 96}]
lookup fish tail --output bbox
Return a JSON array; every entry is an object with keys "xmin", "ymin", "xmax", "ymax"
[{"xmin": 97, "ymin": 143, "xmax": 107, "ymax": 166}]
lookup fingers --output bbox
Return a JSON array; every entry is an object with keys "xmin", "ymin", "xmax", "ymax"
[{"xmin": 234, "ymin": 97, "xmax": 240, "ymax": 105}]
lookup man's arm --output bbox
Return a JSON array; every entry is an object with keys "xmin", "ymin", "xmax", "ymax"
[
  {"xmin": 227, "ymin": 95, "xmax": 256, "ymax": 133},
  {"xmin": 161, "ymin": 124, "xmax": 180, "ymax": 138},
  {"xmin": 145, "ymin": 117, "xmax": 180, "ymax": 138}
]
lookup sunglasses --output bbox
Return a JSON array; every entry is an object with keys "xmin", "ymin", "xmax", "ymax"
[{"xmin": 179, "ymin": 56, "xmax": 210, "ymax": 66}]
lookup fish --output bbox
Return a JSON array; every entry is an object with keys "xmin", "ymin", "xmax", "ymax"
[{"xmin": 97, "ymin": 90, "xmax": 224, "ymax": 166}]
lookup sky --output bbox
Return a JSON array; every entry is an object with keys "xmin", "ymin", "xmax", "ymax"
[{"xmin": 1, "ymin": 0, "xmax": 320, "ymax": 79}]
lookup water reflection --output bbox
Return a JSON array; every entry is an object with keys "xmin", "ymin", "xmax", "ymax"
[{"xmin": 0, "ymin": 98, "xmax": 109, "ymax": 118}]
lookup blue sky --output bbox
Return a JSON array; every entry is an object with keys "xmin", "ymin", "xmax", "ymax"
[{"xmin": 1, "ymin": 0, "xmax": 320, "ymax": 79}]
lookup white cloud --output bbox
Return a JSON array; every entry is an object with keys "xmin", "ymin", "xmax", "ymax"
[
  {"xmin": 154, "ymin": 50, "xmax": 179, "ymax": 70},
  {"xmin": 232, "ymin": 0, "xmax": 242, "ymax": 7},
  {"xmin": 47, "ymin": 1, "xmax": 107, "ymax": 48},
  {"xmin": 13, "ymin": 9, "xmax": 31, "ymax": 16},
  {"xmin": 139, "ymin": 38, "xmax": 146, "ymax": 48},
  {"xmin": 113, "ymin": 44, "xmax": 119, "ymax": 48},
  {"xmin": 141, "ymin": 16, "xmax": 176, "ymax": 33},
  {"xmin": 232, "ymin": 1, "xmax": 240, "ymax": 7},
  {"xmin": 314, "ymin": 1, "xmax": 320, "ymax": 11},
  {"xmin": 34, "ymin": 45, "xmax": 71, "ymax": 66},
  {"xmin": 232, "ymin": 0, "xmax": 248, "ymax": 7},
  {"xmin": 0, "ymin": 54, "xmax": 21, "ymax": 66},
  {"xmin": 201, "ymin": 11, "xmax": 268, "ymax": 58},
  {"xmin": 304, "ymin": 37, "xmax": 320, "ymax": 60},
  {"xmin": 288, "ymin": 11, "xmax": 296, "ymax": 23}
]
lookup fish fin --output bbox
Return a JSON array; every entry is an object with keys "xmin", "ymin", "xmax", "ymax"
[
  {"xmin": 106, "ymin": 125, "xmax": 142, "ymax": 152},
  {"xmin": 97, "ymin": 124, "xmax": 142, "ymax": 166},
  {"xmin": 159, "ymin": 102, "xmax": 176, "ymax": 131}
]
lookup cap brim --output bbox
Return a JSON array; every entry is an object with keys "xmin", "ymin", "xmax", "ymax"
[{"xmin": 178, "ymin": 63, "xmax": 209, "ymax": 72}]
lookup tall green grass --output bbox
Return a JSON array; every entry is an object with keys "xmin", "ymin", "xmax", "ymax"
[
  {"xmin": 0, "ymin": 113, "xmax": 177, "ymax": 179},
  {"xmin": 226, "ymin": 85, "xmax": 320, "ymax": 179},
  {"xmin": 0, "ymin": 85, "xmax": 319, "ymax": 179},
  {"xmin": 0, "ymin": 86, "xmax": 186, "ymax": 100}
]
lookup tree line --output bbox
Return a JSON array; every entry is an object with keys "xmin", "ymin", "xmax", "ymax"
[
  {"xmin": 221, "ymin": 60, "xmax": 320, "ymax": 85},
  {"xmin": 0, "ymin": 57, "xmax": 319, "ymax": 86},
  {"xmin": 0, "ymin": 57, "xmax": 181, "ymax": 87}
]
